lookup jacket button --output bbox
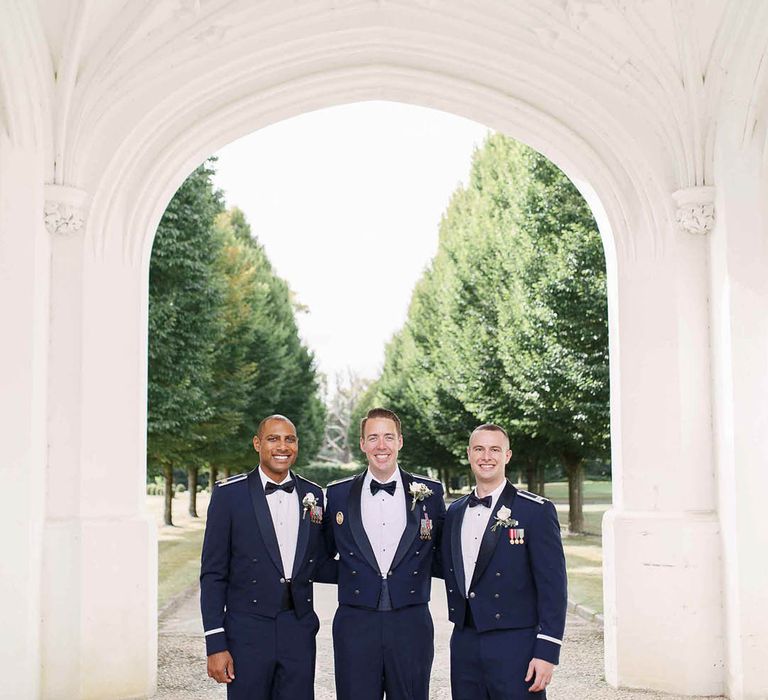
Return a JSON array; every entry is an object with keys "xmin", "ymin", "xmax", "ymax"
[
  {"xmin": 354, "ymin": 589, "xmax": 360, "ymax": 595},
  {"xmin": 495, "ymin": 613, "xmax": 501, "ymax": 620},
  {"xmin": 307, "ymin": 598, "xmax": 311, "ymax": 602},
  {"xmin": 350, "ymin": 552, "xmax": 355, "ymax": 556},
  {"xmin": 469, "ymin": 592, "xmax": 476, "ymax": 599},
  {"xmin": 252, "ymin": 600, "xmax": 257, "ymax": 604},
  {"xmin": 279, "ymin": 577, "xmax": 286, "ymax": 583},
  {"xmin": 450, "ymin": 607, "xmax": 455, "ymax": 612},
  {"xmin": 494, "ymin": 593, "xmax": 500, "ymax": 599},
  {"xmin": 309, "ymin": 558, "xmax": 314, "ymax": 564},
  {"xmin": 412, "ymin": 571, "xmax": 418, "ymax": 575},
  {"xmin": 415, "ymin": 551, "xmax": 420, "ymax": 555},
  {"xmin": 496, "ymin": 572, "xmax": 501, "ymax": 577},
  {"xmin": 449, "ymin": 568, "xmax": 453, "ymax": 572},
  {"xmin": 308, "ymin": 579, "xmax": 313, "ymax": 584},
  {"xmin": 410, "ymin": 590, "xmax": 415, "ymax": 594},
  {"xmin": 449, "ymin": 589, "xmax": 453, "ymax": 593},
  {"xmin": 251, "ymin": 580, "xmax": 257, "ymax": 584},
  {"xmin": 352, "ymin": 570, "xmax": 357, "ymax": 575},
  {"xmin": 388, "ymin": 570, "xmax": 393, "ymax": 576},
  {"xmin": 252, "ymin": 558, "xmax": 258, "ymax": 563}
]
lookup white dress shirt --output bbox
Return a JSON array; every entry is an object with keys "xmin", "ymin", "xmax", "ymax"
[
  {"xmin": 260, "ymin": 467, "xmax": 300, "ymax": 579},
  {"xmin": 361, "ymin": 467, "xmax": 407, "ymax": 576},
  {"xmin": 460, "ymin": 480, "xmax": 507, "ymax": 595}
]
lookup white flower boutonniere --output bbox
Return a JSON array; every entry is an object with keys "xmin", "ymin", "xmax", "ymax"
[
  {"xmin": 302, "ymin": 493, "xmax": 317, "ymax": 520},
  {"xmin": 409, "ymin": 482, "xmax": 433, "ymax": 511},
  {"xmin": 490, "ymin": 505, "xmax": 518, "ymax": 532}
]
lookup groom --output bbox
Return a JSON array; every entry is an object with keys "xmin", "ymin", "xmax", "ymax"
[
  {"xmin": 324, "ymin": 407, "xmax": 445, "ymax": 700},
  {"xmin": 441, "ymin": 424, "xmax": 567, "ymax": 698}
]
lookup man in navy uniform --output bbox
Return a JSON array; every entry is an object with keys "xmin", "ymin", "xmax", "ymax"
[
  {"xmin": 441, "ymin": 424, "xmax": 567, "ymax": 698},
  {"xmin": 324, "ymin": 407, "xmax": 446, "ymax": 700},
  {"xmin": 200, "ymin": 414, "xmax": 334, "ymax": 699}
]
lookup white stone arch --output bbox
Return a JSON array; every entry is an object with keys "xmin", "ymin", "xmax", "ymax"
[{"xmin": 4, "ymin": 2, "xmax": 768, "ymax": 699}]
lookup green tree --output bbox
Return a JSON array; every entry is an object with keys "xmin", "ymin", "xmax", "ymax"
[{"xmin": 147, "ymin": 161, "xmax": 225, "ymax": 525}]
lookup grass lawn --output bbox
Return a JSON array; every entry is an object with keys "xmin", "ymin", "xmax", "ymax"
[
  {"xmin": 562, "ymin": 534, "xmax": 604, "ymax": 613},
  {"xmin": 543, "ymin": 480, "xmax": 612, "ymax": 504}
]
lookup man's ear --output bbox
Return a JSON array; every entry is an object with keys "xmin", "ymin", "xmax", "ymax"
[{"xmin": 252, "ymin": 435, "xmax": 260, "ymax": 453}]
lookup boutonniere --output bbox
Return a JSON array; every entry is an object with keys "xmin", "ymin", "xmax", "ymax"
[
  {"xmin": 490, "ymin": 505, "xmax": 518, "ymax": 532},
  {"xmin": 409, "ymin": 482, "xmax": 433, "ymax": 511},
  {"xmin": 302, "ymin": 493, "xmax": 323, "ymax": 524}
]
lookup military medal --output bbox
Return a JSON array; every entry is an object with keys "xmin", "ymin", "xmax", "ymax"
[
  {"xmin": 310, "ymin": 505, "xmax": 323, "ymax": 525},
  {"xmin": 420, "ymin": 514, "xmax": 432, "ymax": 540},
  {"xmin": 508, "ymin": 527, "xmax": 525, "ymax": 545},
  {"xmin": 336, "ymin": 511, "xmax": 344, "ymax": 526}
]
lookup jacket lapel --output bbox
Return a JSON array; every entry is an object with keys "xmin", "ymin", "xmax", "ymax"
[
  {"xmin": 348, "ymin": 472, "xmax": 380, "ymax": 573},
  {"xmin": 291, "ymin": 474, "xmax": 310, "ymax": 579},
  {"xmin": 248, "ymin": 469, "xmax": 284, "ymax": 576},
  {"xmin": 451, "ymin": 495, "xmax": 470, "ymax": 598},
  {"xmin": 469, "ymin": 481, "xmax": 518, "ymax": 590},
  {"xmin": 389, "ymin": 468, "xmax": 420, "ymax": 572}
]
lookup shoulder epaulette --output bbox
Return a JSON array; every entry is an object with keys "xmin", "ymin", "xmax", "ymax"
[
  {"xmin": 412, "ymin": 474, "xmax": 442, "ymax": 486},
  {"xmin": 326, "ymin": 475, "xmax": 356, "ymax": 487},
  {"xmin": 216, "ymin": 473, "xmax": 248, "ymax": 487},
  {"xmin": 516, "ymin": 489, "xmax": 548, "ymax": 504},
  {"xmin": 295, "ymin": 473, "xmax": 321, "ymax": 490}
]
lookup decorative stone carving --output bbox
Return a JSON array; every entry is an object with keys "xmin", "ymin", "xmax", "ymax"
[
  {"xmin": 672, "ymin": 186, "xmax": 715, "ymax": 235},
  {"xmin": 44, "ymin": 184, "xmax": 88, "ymax": 235}
]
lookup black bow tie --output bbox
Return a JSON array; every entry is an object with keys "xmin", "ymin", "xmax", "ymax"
[
  {"xmin": 468, "ymin": 493, "xmax": 492, "ymax": 508},
  {"xmin": 370, "ymin": 480, "xmax": 397, "ymax": 496},
  {"xmin": 264, "ymin": 480, "xmax": 295, "ymax": 495}
]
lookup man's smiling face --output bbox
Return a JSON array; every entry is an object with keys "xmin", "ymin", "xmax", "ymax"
[
  {"xmin": 360, "ymin": 416, "xmax": 403, "ymax": 480},
  {"xmin": 253, "ymin": 417, "xmax": 298, "ymax": 482},
  {"xmin": 467, "ymin": 428, "xmax": 512, "ymax": 491}
]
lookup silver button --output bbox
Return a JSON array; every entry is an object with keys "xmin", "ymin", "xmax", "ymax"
[
  {"xmin": 252, "ymin": 599, "xmax": 257, "ymax": 604},
  {"xmin": 308, "ymin": 579, "xmax": 313, "ymax": 583},
  {"xmin": 410, "ymin": 590, "xmax": 415, "ymax": 594},
  {"xmin": 495, "ymin": 572, "xmax": 501, "ymax": 577},
  {"xmin": 413, "ymin": 571, "xmax": 418, "ymax": 575},
  {"xmin": 251, "ymin": 579, "xmax": 257, "ymax": 584},
  {"xmin": 469, "ymin": 592, "xmax": 476, "ymax": 599},
  {"xmin": 309, "ymin": 559, "xmax": 313, "ymax": 563},
  {"xmin": 354, "ymin": 589, "xmax": 360, "ymax": 595},
  {"xmin": 352, "ymin": 570, "xmax": 357, "ymax": 575},
  {"xmin": 307, "ymin": 598, "xmax": 311, "ymax": 602},
  {"xmin": 494, "ymin": 593, "xmax": 500, "ymax": 598},
  {"xmin": 495, "ymin": 613, "xmax": 501, "ymax": 620},
  {"xmin": 449, "ymin": 589, "xmax": 453, "ymax": 593},
  {"xmin": 279, "ymin": 577, "xmax": 286, "ymax": 583}
]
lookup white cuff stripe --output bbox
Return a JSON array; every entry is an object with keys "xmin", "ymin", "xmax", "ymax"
[
  {"xmin": 537, "ymin": 634, "xmax": 563, "ymax": 646},
  {"xmin": 204, "ymin": 628, "xmax": 225, "ymax": 637}
]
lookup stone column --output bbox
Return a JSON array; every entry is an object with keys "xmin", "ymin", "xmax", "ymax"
[
  {"xmin": 601, "ymin": 188, "xmax": 724, "ymax": 696},
  {"xmin": 40, "ymin": 187, "xmax": 157, "ymax": 699},
  {"xmin": 710, "ymin": 143, "xmax": 768, "ymax": 700},
  {"xmin": 0, "ymin": 138, "xmax": 49, "ymax": 700}
]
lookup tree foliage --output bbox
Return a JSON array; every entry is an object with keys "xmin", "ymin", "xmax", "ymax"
[
  {"xmin": 147, "ymin": 165, "xmax": 325, "ymax": 523},
  {"xmin": 361, "ymin": 135, "xmax": 609, "ymax": 531}
]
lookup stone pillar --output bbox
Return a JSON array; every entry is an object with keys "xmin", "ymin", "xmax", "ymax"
[
  {"xmin": 40, "ymin": 187, "xmax": 157, "ymax": 699},
  {"xmin": 602, "ymin": 190, "xmax": 724, "ymax": 696},
  {"xmin": 710, "ymin": 144, "xmax": 768, "ymax": 700},
  {"xmin": 0, "ymin": 137, "xmax": 49, "ymax": 700}
]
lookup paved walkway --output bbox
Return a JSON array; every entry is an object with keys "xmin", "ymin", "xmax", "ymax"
[{"xmin": 155, "ymin": 583, "xmax": 723, "ymax": 700}]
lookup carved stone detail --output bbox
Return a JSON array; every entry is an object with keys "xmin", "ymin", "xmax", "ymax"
[
  {"xmin": 672, "ymin": 186, "xmax": 715, "ymax": 235},
  {"xmin": 44, "ymin": 185, "xmax": 88, "ymax": 236}
]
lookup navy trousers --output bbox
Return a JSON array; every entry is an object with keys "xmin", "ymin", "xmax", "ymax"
[
  {"xmin": 225, "ymin": 609, "xmax": 319, "ymax": 700},
  {"xmin": 332, "ymin": 604, "xmax": 434, "ymax": 700},
  {"xmin": 450, "ymin": 625, "xmax": 546, "ymax": 700}
]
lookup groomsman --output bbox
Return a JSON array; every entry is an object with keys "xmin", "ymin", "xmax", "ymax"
[
  {"xmin": 200, "ymin": 415, "xmax": 335, "ymax": 700},
  {"xmin": 324, "ymin": 408, "xmax": 446, "ymax": 700},
  {"xmin": 441, "ymin": 424, "xmax": 567, "ymax": 699}
]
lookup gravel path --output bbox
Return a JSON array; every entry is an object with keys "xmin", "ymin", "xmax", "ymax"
[{"xmin": 155, "ymin": 584, "xmax": 723, "ymax": 699}]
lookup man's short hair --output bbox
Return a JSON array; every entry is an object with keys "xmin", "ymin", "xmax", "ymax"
[
  {"xmin": 360, "ymin": 407, "xmax": 402, "ymax": 439},
  {"xmin": 256, "ymin": 414, "xmax": 296, "ymax": 438},
  {"xmin": 471, "ymin": 423, "xmax": 510, "ymax": 444}
]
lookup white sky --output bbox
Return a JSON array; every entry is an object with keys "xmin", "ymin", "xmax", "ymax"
[{"xmin": 212, "ymin": 101, "xmax": 490, "ymax": 388}]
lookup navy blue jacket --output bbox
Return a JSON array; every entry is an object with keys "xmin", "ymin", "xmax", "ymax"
[
  {"xmin": 324, "ymin": 468, "xmax": 445, "ymax": 610},
  {"xmin": 200, "ymin": 469, "xmax": 335, "ymax": 655},
  {"xmin": 441, "ymin": 481, "xmax": 567, "ymax": 664}
]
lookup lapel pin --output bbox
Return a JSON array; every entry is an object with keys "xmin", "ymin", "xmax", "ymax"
[{"xmin": 336, "ymin": 511, "xmax": 344, "ymax": 526}]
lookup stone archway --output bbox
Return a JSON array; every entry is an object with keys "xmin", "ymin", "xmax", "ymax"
[{"xmin": 2, "ymin": 2, "xmax": 768, "ymax": 699}]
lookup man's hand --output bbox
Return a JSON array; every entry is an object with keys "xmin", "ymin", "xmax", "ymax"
[
  {"xmin": 525, "ymin": 657, "xmax": 554, "ymax": 693},
  {"xmin": 207, "ymin": 650, "xmax": 235, "ymax": 684}
]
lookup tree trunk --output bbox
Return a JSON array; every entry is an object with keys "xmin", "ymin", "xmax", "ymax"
[
  {"xmin": 187, "ymin": 465, "xmax": 198, "ymax": 518},
  {"xmin": 209, "ymin": 464, "xmax": 218, "ymax": 490},
  {"xmin": 440, "ymin": 465, "xmax": 451, "ymax": 497},
  {"xmin": 536, "ymin": 461, "xmax": 546, "ymax": 496},
  {"xmin": 562, "ymin": 452, "xmax": 584, "ymax": 534},
  {"xmin": 525, "ymin": 457, "xmax": 538, "ymax": 493},
  {"xmin": 163, "ymin": 463, "xmax": 174, "ymax": 527},
  {"xmin": 221, "ymin": 466, "xmax": 231, "ymax": 480}
]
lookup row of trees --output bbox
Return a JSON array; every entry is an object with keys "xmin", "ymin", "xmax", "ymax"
[
  {"xmin": 147, "ymin": 161, "xmax": 325, "ymax": 525},
  {"xmin": 353, "ymin": 135, "xmax": 610, "ymax": 532}
]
